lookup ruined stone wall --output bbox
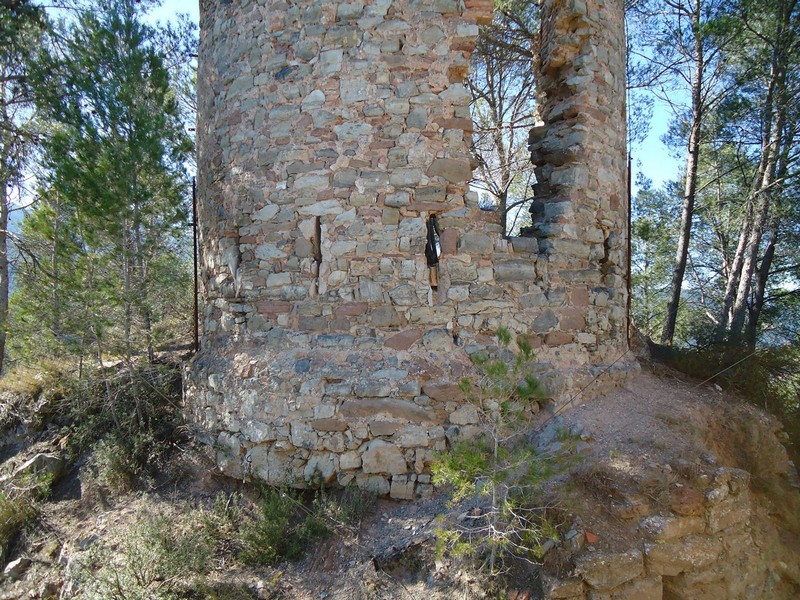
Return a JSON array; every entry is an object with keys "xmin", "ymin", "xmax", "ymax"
[
  {"xmin": 187, "ymin": 0, "xmax": 637, "ymax": 497},
  {"xmin": 542, "ymin": 468, "xmax": 779, "ymax": 599}
]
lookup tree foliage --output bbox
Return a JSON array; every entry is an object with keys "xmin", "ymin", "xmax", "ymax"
[
  {"xmin": 630, "ymin": 0, "xmax": 800, "ymax": 349},
  {"xmin": 8, "ymin": 0, "xmax": 193, "ymax": 367}
]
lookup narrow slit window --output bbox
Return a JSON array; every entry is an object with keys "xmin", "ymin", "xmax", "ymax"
[
  {"xmin": 425, "ymin": 215, "xmax": 441, "ymax": 289},
  {"xmin": 312, "ymin": 216, "xmax": 322, "ymax": 293}
]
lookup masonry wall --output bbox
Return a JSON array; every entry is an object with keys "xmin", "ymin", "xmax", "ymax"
[{"xmin": 187, "ymin": 0, "xmax": 637, "ymax": 497}]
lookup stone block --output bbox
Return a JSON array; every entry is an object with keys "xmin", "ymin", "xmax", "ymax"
[
  {"xmin": 640, "ymin": 515, "xmax": 706, "ymax": 541},
  {"xmin": 414, "ymin": 185, "xmax": 447, "ymax": 203},
  {"xmin": 423, "ymin": 383, "xmax": 466, "ymax": 403},
  {"xmin": 510, "ymin": 236, "xmax": 539, "ymax": 254},
  {"xmin": 340, "ymin": 398, "xmax": 436, "ymax": 422},
  {"xmin": 340, "ymin": 451, "xmax": 361, "ymax": 470},
  {"xmin": 422, "ymin": 329, "xmax": 453, "ymax": 351},
  {"xmin": 575, "ymin": 549, "xmax": 644, "ymax": 591},
  {"xmin": 448, "ymin": 261, "xmax": 478, "ymax": 283},
  {"xmin": 427, "ymin": 158, "xmax": 473, "ymax": 183},
  {"xmin": 645, "ymin": 536, "xmax": 722, "ymax": 576},
  {"xmin": 541, "ymin": 573, "xmax": 585, "ymax": 599},
  {"xmin": 312, "ymin": 418, "xmax": 348, "ymax": 432},
  {"xmin": 384, "ymin": 329, "xmax": 423, "ymax": 350},
  {"xmin": 495, "ymin": 260, "xmax": 536, "ymax": 282},
  {"xmin": 706, "ymin": 494, "xmax": 750, "ymax": 532},
  {"xmin": 362, "ymin": 440, "xmax": 407, "ymax": 474},
  {"xmin": 354, "ymin": 381, "xmax": 392, "ymax": 398},
  {"xmin": 458, "ymin": 232, "xmax": 493, "ymax": 253},
  {"xmin": 372, "ymin": 306, "xmax": 404, "ymax": 327},
  {"xmin": 449, "ymin": 404, "xmax": 480, "ymax": 425},
  {"xmin": 589, "ymin": 576, "xmax": 662, "ymax": 600},
  {"xmin": 356, "ymin": 473, "xmax": 390, "ymax": 495},
  {"xmin": 390, "ymin": 475, "xmax": 416, "ymax": 500},
  {"xmin": 395, "ymin": 425, "xmax": 429, "ymax": 447}
]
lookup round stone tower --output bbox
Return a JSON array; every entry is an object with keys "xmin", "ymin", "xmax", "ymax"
[{"xmin": 187, "ymin": 0, "xmax": 636, "ymax": 498}]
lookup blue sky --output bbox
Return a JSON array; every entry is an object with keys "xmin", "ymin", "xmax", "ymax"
[{"xmin": 149, "ymin": 0, "xmax": 199, "ymax": 24}]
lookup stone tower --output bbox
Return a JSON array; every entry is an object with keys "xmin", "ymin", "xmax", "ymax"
[{"xmin": 187, "ymin": 0, "xmax": 637, "ymax": 498}]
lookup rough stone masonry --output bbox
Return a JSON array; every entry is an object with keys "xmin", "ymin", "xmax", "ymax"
[{"xmin": 186, "ymin": 0, "xmax": 638, "ymax": 498}]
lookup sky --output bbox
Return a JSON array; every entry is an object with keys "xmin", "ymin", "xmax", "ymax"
[
  {"xmin": 149, "ymin": 0, "xmax": 199, "ymax": 24},
  {"xmin": 150, "ymin": 0, "xmax": 680, "ymax": 194}
]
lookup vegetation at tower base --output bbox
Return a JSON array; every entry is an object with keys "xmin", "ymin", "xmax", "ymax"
[{"xmin": 432, "ymin": 327, "xmax": 578, "ymax": 576}]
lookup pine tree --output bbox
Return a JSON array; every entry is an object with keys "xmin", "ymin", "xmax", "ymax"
[{"xmin": 14, "ymin": 0, "xmax": 193, "ymax": 366}]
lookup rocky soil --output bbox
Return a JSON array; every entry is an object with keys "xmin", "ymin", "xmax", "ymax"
[{"xmin": 1, "ymin": 363, "xmax": 799, "ymax": 599}]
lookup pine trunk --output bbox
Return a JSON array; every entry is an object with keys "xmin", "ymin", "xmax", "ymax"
[{"xmin": 660, "ymin": 0, "xmax": 704, "ymax": 344}]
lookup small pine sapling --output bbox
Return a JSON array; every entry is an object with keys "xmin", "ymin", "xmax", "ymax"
[{"xmin": 432, "ymin": 327, "xmax": 578, "ymax": 574}]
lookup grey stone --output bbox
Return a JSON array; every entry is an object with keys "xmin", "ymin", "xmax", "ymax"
[
  {"xmin": 407, "ymin": 108, "xmax": 428, "ymax": 129},
  {"xmin": 389, "ymin": 168, "xmax": 423, "ymax": 187},
  {"xmin": 494, "ymin": 260, "xmax": 536, "ymax": 282},
  {"xmin": 361, "ymin": 440, "xmax": 407, "ymax": 474},
  {"xmin": 449, "ymin": 404, "xmax": 480, "ymax": 425},
  {"xmin": 385, "ymin": 191, "xmax": 410, "ymax": 207},
  {"xmin": 354, "ymin": 381, "xmax": 392, "ymax": 398},
  {"xmin": 575, "ymin": 549, "xmax": 644, "ymax": 591},
  {"xmin": 459, "ymin": 233, "xmax": 493, "ymax": 253},
  {"xmin": 3, "ymin": 557, "xmax": 31, "ymax": 580},
  {"xmin": 427, "ymin": 158, "xmax": 473, "ymax": 183},
  {"xmin": 12, "ymin": 453, "xmax": 65, "ymax": 483},
  {"xmin": 532, "ymin": 310, "xmax": 557, "ymax": 333},
  {"xmin": 422, "ymin": 329, "xmax": 452, "ymax": 351}
]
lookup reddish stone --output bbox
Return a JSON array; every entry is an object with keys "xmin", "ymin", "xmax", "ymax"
[
  {"xmin": 422, "ymin": 383, "xmax": 466, "ymax": 403},
  {"xmin": 257, "ymin": 301, "xmax": 291, "ymax": 315},
  {"xmin": 449, "ymin": 66, "xmax": 469, "ymax": 83},
  {"xmin": 312, "ymin": 419, "xmax": 348, "ymax": 432},
  {"xmin": 559, "ymin": 308, "xmax": 586, "ymax": 330},
  {"xmin": 369, "ymin": 421, "xmax": 402, "ymax": 436},
  {"xmin": 670, "ymin": 486, "xmax": 706, "ymax": 517},
  {"xmin": 434, "ymin": 117, "xmax": 474, "ymax": 132},
  {"xmin": 439, "ymin": 229, "xmax": 458, "ymax": 254},
  {"xmin": 545, "ymin": 332, "xmax": 573, "ymax": 346},
  {"xmin": 336, "ymin": 302, "xmax": 369, "ymax": 317},
  {"xmin": 316, "ymin": 189, "xmax": 336, "ymax": 200},
  {"xmin": 450, "ymin": 39, "xmax": 475, "ymax": 52},
  {"xmin": 384, "ymin": 329, "xmax": 423, "ymax": 351},
  {"xmin": 571, "ymin": 286, "xmax": 590, "ymax": 307}
]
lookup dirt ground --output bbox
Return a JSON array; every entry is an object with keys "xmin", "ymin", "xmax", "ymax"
[{"xmin": 2, "ymin": 363, "xmax": 799, "ymax": 599}]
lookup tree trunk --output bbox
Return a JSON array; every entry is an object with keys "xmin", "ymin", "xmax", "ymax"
[
  {"xmin": 745, "ymin": 227, "xmax": 776, "ymax": 347},
  {"xmin": 728, "ymin": 10, "xmax": 790, "ymax": 341},
  {"xmin": 716, "ymin": 202, "xmax": 751, "ymax": 339},
  {"xmin": 0, "ymin": 175, "xmax": 8, "ymax": 374},
  {"xmin": 660, "ymin": 0, "xmax": 704, "ymax": 344}
]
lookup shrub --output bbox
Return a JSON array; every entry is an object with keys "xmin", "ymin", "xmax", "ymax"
[
  {"xmin": 60, "ymin": 364, "xmax": 183, "ymax": 493},
  {"xmin": 668, "ymin": 344, "xmax": 800, "ymax": 464},
  {"xmin": 238, "ymin": 486, "xmax": 330, "ymax": 566},
  {"xmin": 77, "ymin": 509, "xmax": 214, "ymax": 599},
  {"xmin": 0, "ymin": 492, "xmax": 37, "ymax": 564},
  {"xmin": 432, "ymin": 327, "xmax": 577, "ymax": 574},
  {"xmin": 0, "ymin": 468, "xmax": 54, "ymax": 564}
]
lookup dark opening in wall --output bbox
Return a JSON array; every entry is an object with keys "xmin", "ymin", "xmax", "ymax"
[
  {"xmin": 313, "ymin": 216, "xmax": 322, "ymax": 293},
  {"xmin": 425, "ymin": 215, "xmax": 441, "ymax": 289}
]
